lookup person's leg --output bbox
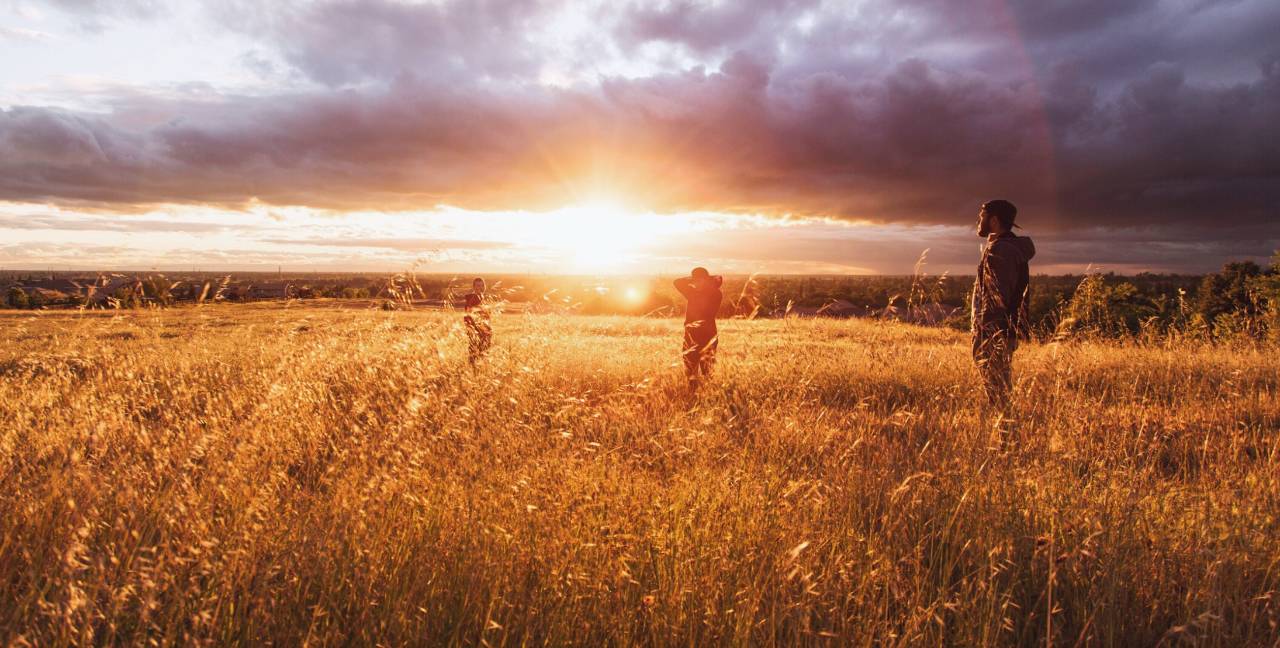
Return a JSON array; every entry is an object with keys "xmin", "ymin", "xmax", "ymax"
[
  {"xmin": 465, "ymin": 317, "xmax": 481, "ymax": 364},
  {"xmin": 998, "ymin": 344, "xmax": 1014, "ymax": 402},
  {"xmin": 989, "ymin": 352, "xmax": 1012, "ymax": 405},
  {"xmin": 975, "ymin": 333, "xmax": 1013, "ymax": 406},
  {"xmin": 700, "ymin": 336, "xmax": 718, "ymax": 379},
  {"xmin": 973, "ymin": 331, "xmax": 1000, "ymax": 405},
  {"xmin": 682, "ymin": 330, "xmax": 702, "ymax": 391}
]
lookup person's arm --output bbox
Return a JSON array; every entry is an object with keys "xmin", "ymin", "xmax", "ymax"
[
  {"xmin": 984, "ymin": 242, "xmax": 1022, "ymax": 321},
  {"xmin": 673, "ymin": 277, "xmax": 695, "ymax": 298}
]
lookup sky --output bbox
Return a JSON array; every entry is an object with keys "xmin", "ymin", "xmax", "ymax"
[{"xmin": 0, "ymin": 0, "xmax": 1277, "ymax": 275}]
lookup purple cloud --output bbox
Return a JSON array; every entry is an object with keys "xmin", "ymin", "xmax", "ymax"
[{"xmin": 1, "ymin": 0, "xmax": 1276, "ymax": 271}]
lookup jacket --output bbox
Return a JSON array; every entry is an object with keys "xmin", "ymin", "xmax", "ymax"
[{"xmin": 972, "ymin": 233, "xmax": 1036, "ymax": 340}]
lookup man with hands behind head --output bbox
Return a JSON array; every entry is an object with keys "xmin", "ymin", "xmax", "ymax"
[{"xmin": 674, "ymin": 267, "xmax": 723, "ymax": 393}]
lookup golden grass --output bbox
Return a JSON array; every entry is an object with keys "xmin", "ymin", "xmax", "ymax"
[{"xmin": 1, "ymin": 304, "xmax": 1277, "ymax": 646}]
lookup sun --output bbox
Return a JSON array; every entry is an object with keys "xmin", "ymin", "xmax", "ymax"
[{"xmin": 516, "ymin": 197, "xmax": 705, "ymax": 273}]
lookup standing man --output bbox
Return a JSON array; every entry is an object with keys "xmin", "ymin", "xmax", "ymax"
[
  {"xmin": 674, "ymin": 267, "xmax": 723, "ymax": 393},
  {"xmin": 972, "ymin": 200, "xmax": 1036, "ymax": 406}
]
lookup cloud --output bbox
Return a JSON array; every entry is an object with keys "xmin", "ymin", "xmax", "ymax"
[
  {"xmin": 0, "ymin": 213, "xmax": 227, "ymax": 233},
  {"xmin": 3, "ymin": 53, "xmax": 1274, "ymax": 232},
  {"xmin": 0, "ymin": 242, "xmax": 135, "ymax": 259},
  {"xmin": 616, "ymin": 0, "xmax": 819, "ymax": 55},
  {"xmin": 261, "ymin": 237, "xmax": 513, "ymax": 251},
  {"xmin": 41, "ymin": 0, "xmax": 166, "ymax": 31},
  {"xmin": 0, "ymin": 0, "xmax": 1275, "ymax": 274},
  {"xmin": 211, "ymin": 0, "xmax": 556, "ymax": 87},
  {"xmin": 0, "ymin": 26, "xmax": 56, "ymax": 42},
  {"xmin": 43, "ymin": 0, "xmax": 163, "ymax": 16}
]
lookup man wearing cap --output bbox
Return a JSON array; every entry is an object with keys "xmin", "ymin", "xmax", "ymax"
[
  {"xmin": 972, "ymin": 200, "xmax": 1036, "ymax": 407},
  {"xmin": 674, "ymin": 267, "xmax": 723, "ymax": 392}
]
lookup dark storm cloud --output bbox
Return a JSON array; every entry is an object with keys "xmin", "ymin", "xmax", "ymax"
[
  {"xmin": 0, "ymin": 58, "xmax": 1059, "ymax": 220},
  {"xmin": 1051, "ymin": 61, "xmax": 1280, "ymax": 227},
  {"xmin": 1004, "ymin": 0, "xmax": 1160, "ymax": 38},
  {"xmin": 3, "ymin": 0, "xmax": 1277, "ymax": 258}
]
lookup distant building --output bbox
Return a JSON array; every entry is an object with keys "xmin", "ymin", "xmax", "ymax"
[
  {"xmin": 25, "ymin": 287, "xmax": 74, "ymax": 303},
  {"xmin": 220, "ymin": 283, "xmax": 253, "ymax": 300},
  {"xmin": 4, "ymin": 278, "xmax": 90, "ymax": 305},
  {"xmin": 21, "ymin": 278, "xmax": 88, "ymax": 296}
]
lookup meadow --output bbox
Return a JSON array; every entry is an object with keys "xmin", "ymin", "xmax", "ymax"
[{"xmin": 1, "ymin": 303, "xmax": 1277, "ymax": 646}]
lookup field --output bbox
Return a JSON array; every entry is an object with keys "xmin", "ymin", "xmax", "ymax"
[{"xmin": 2, "ymin": 304, "xmax": 1278, "ymax": 646}]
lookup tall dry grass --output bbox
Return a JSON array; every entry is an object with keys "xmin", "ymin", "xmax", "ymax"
[{"xmin": 0, "ymin": 304, "xmax": 1277, "ymax": 646}]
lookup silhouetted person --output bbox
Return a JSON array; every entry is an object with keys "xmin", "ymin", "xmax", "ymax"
[
  {"xmin": 463, "ymin": 277, "xmax": 492, "ymax": 364},
  {"xmin": 674, "ymin": 267, "xmax": 723, "ymax": 392},
  {"xmin": 972, "ymin": 200, "xmax": 1036, "ymax": 406}
]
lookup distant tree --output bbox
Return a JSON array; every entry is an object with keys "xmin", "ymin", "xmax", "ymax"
[
  {"xmin": 1195, "ymin": 261, "xmax": 1263, "ymax": 323},
  {"xmin": 141, "ymin": 276, "xmax": 174, "ymax": 307},
  {"xmin": 5, "ymin": 287, "xmax": 29, "ymax": 309},
  {"xmin": 1246, "ymin": 252, "xmax": 1280, "ymax": 339},
  {"xmin": 112, "ymin": 285, "xmax": 143, "ymax": 309}
]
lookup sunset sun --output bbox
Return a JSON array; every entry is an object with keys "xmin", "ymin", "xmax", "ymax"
[{"xmin": 544, "ymin": 200, "xmax": 655, "ymax": 272}]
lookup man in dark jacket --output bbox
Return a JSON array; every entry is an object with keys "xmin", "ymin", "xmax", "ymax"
[
  {"xmin": 674, "ymin": 267, "xmax": 723, "ymax": 392},
  {"xmin": 971, "ymin": 200, "xmax": 1036, "ymax": 406}
]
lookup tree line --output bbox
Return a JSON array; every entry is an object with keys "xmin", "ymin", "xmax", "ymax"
[{"xmin": 4, "ymin": 255, "xmax": 1278, "ymax": 341}]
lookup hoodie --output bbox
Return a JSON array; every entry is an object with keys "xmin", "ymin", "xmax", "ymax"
[
  {"xmin": 972, "ymin": 232, "xmax": 1037, "ymax": 339},
  {"xmin": 674, "ymin": 275, "xmax": 723, "ymax": 342}
]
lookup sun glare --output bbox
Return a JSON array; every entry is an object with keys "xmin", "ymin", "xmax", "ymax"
[
  {"xmin": 543, "ymin": 200, "xmax": 655, "ymax": 272},
  {"xmin": 393, "ymin": 200, "xmax": 734, "ymax": 274}
]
